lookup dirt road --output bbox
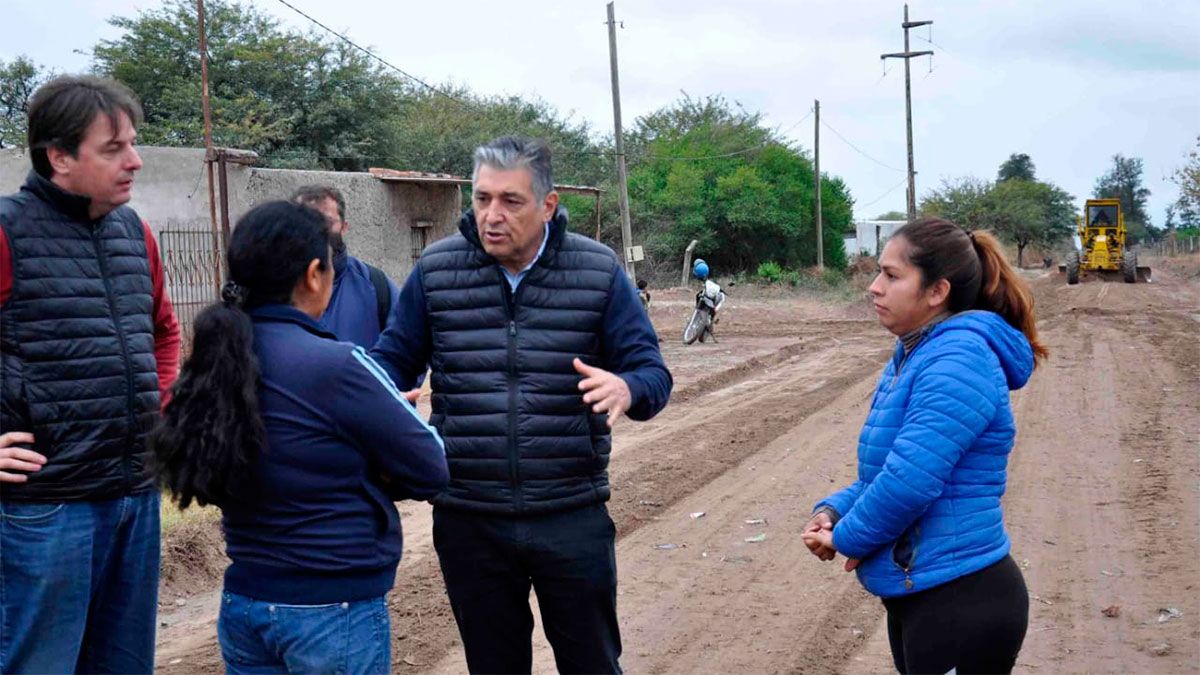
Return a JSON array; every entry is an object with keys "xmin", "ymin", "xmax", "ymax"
[{"xmin": 156, "ymin": 261, "xmax": 1199, "ymax": 673}]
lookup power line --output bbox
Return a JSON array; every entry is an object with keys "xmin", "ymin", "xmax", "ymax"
[
  {"xmin": 637, "ymin": 108, "xmax": 815, "ymax": 162},
  {"xmin": 859, "ymin": 176, "xmax": 910, "ymax": 209},
  {"xmin": 820, "ymin": 117, "xmax": 905, "ymax": 172},
  {"xmin": 270, "ymin": 0, "xmax": 468, "ymax": 105}
]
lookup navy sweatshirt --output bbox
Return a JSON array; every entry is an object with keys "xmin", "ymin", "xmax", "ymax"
[
  {"xmin": 321, "ymin": 250, "xmax": 400, "ymax": 348},
  {"xmin": 221, "ymin": 304, "xmax": 448, "ymax": 604}
]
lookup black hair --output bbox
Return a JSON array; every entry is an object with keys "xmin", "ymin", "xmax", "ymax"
[
  {"xmin": 894, "ymin": 217, "xmax": 1047, "ymax": 364},
  {"xmin": 292, "ymin": 184, "xmax": 347, "ymax": 223},
  {"xmin": 153, "ymin": 201, "xmax": 331, "ymax": 508},
  {"xmin": 27, "ymin": 75, "xmax": 144, "ymax": 178},
  {"xmin": 637, "ymin": 279, "xmax": 648, "ymax": 290}
]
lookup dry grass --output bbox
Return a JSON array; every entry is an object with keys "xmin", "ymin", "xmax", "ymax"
[
  {"xmin": 160, "ymin": 492, "xmax": 220, "ymax": 534},
  {"xmin": 159, "ymin": 496, "xmax": 226, "ymax": 597}
]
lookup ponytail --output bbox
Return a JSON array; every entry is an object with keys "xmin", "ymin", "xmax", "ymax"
[
  {"xmin": 152, "ymin": 201, "xmax": 331, "ymax": 509},
  {"xmin": 895, "ymin": 217, "xmax": 1048, "ymax": 368},
  {"xmin": 152, "ymin": 298, "xmax": 262, "ymax": 509},
  {"xmin": 969, "ymin": 230, "xmax": 1049, "ymax": 364}
]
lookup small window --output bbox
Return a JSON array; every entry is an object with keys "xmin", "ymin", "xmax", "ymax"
[{"xmin": 412, "ymin": 219, "xmax": 432, "ymax": 262}]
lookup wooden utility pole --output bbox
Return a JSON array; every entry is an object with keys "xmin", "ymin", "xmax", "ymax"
[
  {"xmin": 881, "ymin": 3, "xmax": 932, "ymax": 223},
  {"xmin": 606, "ymin": 2, "xmax": 635, "ymax": 282},
  {"xmin": 814, "ymin": 99, "xmax": 823, "ymax": 269},
  {"xmin": 197, "ymin": 0, "xmax": 217, "ymax": 236}
]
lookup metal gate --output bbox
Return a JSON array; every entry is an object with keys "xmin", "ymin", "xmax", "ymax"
[{"xmin": 160, "ymin": 228, "xmax": 224, "ymax": 357}]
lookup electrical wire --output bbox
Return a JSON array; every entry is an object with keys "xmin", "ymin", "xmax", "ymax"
[
  {"xmin": 271, "ymin": 0, "xmax": 468, "ymax": 105},
  {"xmin": 820, "ymin": 117, "xmax": 905, "ymax": 172},
  {"xmin": 858, "ymin": 176, "xmax": 910, "ymax": 208}
]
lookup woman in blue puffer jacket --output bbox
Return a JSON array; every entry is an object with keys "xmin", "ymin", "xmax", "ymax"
[{"xmin": 803, "ymin": 217, "xmax": 1046, "ymax": 674}]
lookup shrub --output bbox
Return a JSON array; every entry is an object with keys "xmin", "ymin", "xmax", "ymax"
[{"xmin": 757, "ymin": 261, "xmax": 783, "ymax": 283}]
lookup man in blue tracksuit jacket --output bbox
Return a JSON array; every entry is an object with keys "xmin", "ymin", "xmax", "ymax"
[
  {"xmin": 372, "ymin": 137, "xmax": 671, "ymax": 674},
  {"xmin": 293, "ymin": 185, "xmax": 399, "ymax": 348}
]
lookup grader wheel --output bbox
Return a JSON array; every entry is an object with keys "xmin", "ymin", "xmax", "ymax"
[
  {"xmin": 1066, "ymin": 250, "xmax": 1081, "ymax": 285},
  {"xmin": 1122, "ymin": 250, "xmax": 1138, "ymax": 283}
]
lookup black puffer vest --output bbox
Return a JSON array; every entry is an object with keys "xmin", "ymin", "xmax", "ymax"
[
  {"xmin": 0, "ymin": 171, "xmax": 159, "ymax": 501},
  {"xmin": 421, "ymin": 207, "xmax": 619, "ymax": 515}
]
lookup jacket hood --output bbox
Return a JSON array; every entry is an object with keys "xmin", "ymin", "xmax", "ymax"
[{"xmin": 930, "ymin": 310, "xmax": 1034, "ymax": 390}]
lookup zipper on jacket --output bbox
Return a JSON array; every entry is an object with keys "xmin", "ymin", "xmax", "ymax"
[
  {"xmin": 900, "ymin": 525, "xmax": 920, "ymax": 590},
  {"xmin": 93, "ymin": 226, "xmax": 137, "ymax": 491},
  {"xmin": 501, "ymin": 280, "xmax": 525, "ymax": 512}
]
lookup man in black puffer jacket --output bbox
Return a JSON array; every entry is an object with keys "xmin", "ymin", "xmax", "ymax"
[
  {"xmin": 373, "ymin": 136, "xmax": 671, "ymax": 673},
  {"xmin": 0, "ymin": 76, "xmax": 180, "ymax": 674}
]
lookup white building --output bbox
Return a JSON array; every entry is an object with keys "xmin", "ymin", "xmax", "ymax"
[{"xmin": 848, "ymin": 220, "xmax": 906, "ymax": 257}]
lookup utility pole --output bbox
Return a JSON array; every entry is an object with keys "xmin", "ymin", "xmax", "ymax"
[
  {"xmin": 197, "ymin": 0, "xmax": 224, "ymax": 293},
  {"xmin": 881, "ymin": 3, "xmax": 932, "ymax": 223},
  {"xmin": 606, "ymin": 2, "xmax": 635, "ymax": 282},
  {"xmin": 197, "ymin": 0, "xmax": 216, "ymax": 235},
  {"xmin": 814, "ymin": 99, "xmax": 823, "ymax": 269}
]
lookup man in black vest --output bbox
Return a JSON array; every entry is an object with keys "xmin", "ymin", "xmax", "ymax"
[
  {"xmin": 373, "ymin": 136, "xmax": 671, "ymax": 673},
  {"xmin": 0, "ymin": 76, "xmax": 180, "ymax": 673}
]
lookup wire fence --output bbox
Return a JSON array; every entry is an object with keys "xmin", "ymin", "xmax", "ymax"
[{"xmin": 1145, "ymin": 236, "xmax": 1198, "ymax": 257}]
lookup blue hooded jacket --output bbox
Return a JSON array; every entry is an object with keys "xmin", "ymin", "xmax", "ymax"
[{"xmin": 816, "ymin": 310, "xmax": 1034, "ymax": 598}]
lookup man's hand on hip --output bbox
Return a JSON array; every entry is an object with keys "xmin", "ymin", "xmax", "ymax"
[
  {"xmin": 0, "ymin": 432, "xmax": 45, "ymax": 483},
  {"xmin": 574, "ymin": 358, "xmax": 632, "ymax": 428}
]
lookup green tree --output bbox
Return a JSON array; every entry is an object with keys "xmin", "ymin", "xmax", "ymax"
[
  {"xmin": 0, "ymin": 56, "xmax": 51, "ymax": 149},
  {"xmin": 922, "ymin": 175, "xmax": 1075, "ymax": 266},
  {"xmin": 92, "ymin": 0, "xmax": 409, "ymax": 169},
  {"xmin": 875, "ymin": 210, "xmax": 906, "ymax": 220},
  {"xmin": 977, "ymin": 179, "xmax": 1075, "ymax": 267},
  {"xmin": 919, "ymin": 176, "xmax": 991, "ymax": 226},
  {"xmin": 1093, "ymin": 154, "xmax": 1152, "ymax": 231},
  {"xmin": 625, "ymin": 94, "xmax": 851, "ymax": 273},
  {"xmin": 1168, "ymin": 136, "xmax": 1200, "ymax": 231},
  {"xmin": 997, "ymin": 153, "xmax": 1036, "ymax": 182}
]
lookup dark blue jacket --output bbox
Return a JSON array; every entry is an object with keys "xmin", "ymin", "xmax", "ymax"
[
  {"xmin": 817, "ymin": 311, "xmax": 1034, "ymax": 598},
  {"xmin": 321, "ymin": 250, "xmax": 399, "ymax": 349},
  {"xmin": 372, "ymin": 207, "xmax": 671, "ymax": 515},
  {"xmin": 221, "ymin": 304, "xmax": 448, "ymax": 604}
]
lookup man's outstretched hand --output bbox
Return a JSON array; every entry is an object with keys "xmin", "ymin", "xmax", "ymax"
[{"xmin": 574, "ymin": 358, "xmax": 632, "ymax": 428}]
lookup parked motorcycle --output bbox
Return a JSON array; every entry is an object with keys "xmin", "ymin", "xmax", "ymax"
[{"xmin": 683, "ymin": 279, "xmax": 726, "ymax": 344}]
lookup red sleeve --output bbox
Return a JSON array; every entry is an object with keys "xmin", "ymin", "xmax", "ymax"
[
  {"xmin": 0, "ymin": 227, "xmax": 11, "ymax": 307},
  {"xmin": 143, "ymin": 222, "xmax": 181, "ymax": 408}
]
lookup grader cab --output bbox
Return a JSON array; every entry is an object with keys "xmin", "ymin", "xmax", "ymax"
[{"xmin": 1062, "ymin": 198, "xmax": 1150, "ymax": 284}]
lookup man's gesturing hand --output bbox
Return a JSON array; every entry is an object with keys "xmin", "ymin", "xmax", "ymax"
[{"xmin": 574, "ymin": 358, "xmax": 632, "ymax": 428}]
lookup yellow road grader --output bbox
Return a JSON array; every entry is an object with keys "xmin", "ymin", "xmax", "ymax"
[{"xmin": 1062, "ymin": 198, "xmax": 1151, "ymax": 284}]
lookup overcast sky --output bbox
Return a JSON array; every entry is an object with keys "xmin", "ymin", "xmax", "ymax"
[{"xmin": 4, "ymin": 0, "xmax": 1197, "ymax": 223}]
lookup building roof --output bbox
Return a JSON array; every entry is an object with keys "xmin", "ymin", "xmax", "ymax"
[{"xmin": 368, "ymin": 167, "xmax": 602, "ymax": 195}]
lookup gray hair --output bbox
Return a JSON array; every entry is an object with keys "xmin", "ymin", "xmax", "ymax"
[{"xmin": 472, "ymin": 136, "xmax": 554, "ymax": 202}]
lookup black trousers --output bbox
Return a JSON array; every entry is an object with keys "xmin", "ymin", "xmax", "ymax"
[
  {"xmin": 432, "ymin": 503, "xmax": 622, "ymax": 675},
  {"xmin": 882, "ymin": 555, "xmax": 1029, "ymax": 675}
]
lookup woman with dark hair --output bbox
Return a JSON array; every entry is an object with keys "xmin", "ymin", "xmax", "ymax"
[
  {"xmin": 153, "ymin": 201, "xmax": 448, "ymax": 674},
  {"xmin": 802, "ymin": 217, "xmax": 1044, "ymax": 674}
]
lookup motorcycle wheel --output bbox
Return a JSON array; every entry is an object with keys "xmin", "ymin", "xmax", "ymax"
[{"xmin": 683, "ymin": 309, "xmax": 706, "ymax": 344}]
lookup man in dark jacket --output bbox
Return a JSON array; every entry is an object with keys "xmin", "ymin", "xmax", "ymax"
[
  {"xmin": 292, "ymin": 184, "xmax": 399, "ymax": 348},
  {"xmin": 0, "ymin": 76, "xmax": 180, "ymax": 673},
  {"xmin": 372, "ymin": 136, "xmax": 671, "ymax": 674}
]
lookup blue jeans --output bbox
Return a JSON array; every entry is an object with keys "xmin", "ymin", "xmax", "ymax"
[
  {"xmin": 218, "ymin": 591, "xmax": 391, "ymax": 674},
  {"xmin": 0, "ymin": 490, "xmax": 161, "ymax": 674}
]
